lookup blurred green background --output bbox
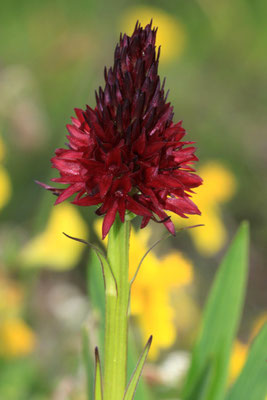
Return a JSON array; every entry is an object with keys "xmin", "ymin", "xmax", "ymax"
[{"xmin": 0, "ymin": 0, "xmax": 266, "ymax": 399}]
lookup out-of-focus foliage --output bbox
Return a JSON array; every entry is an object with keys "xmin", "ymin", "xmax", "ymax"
[{"xmin": 0, "ymin": 0, "xmax": 266, "ymax": 398}]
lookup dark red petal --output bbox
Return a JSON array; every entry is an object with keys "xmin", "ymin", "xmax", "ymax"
[
  {"xmin": 126, "ymin": 196, "xmax": 152, "ymax": 217},
  {"xmin": 175, "ymin": 171, "xmax": 203, "ymax": 187},
  {"xmin": 55, "ymin": 183, "xmax": 84, "ymax": 205},
  {"xmin": 79, "ymin": 159, "xmax": 105, "ymax": 175},
  {"xmin": 66, "ymin": 124, "xmax": 91, "ymax": 145},
  {"xmin": 152, "ymin": 206, "xmax": 176, "ymax": 235},
  {"xmin": 75, "ymin": 108, "xmax": 86, "ymax": 124},
  {"xmin": 149, "ymin": 175, "xmax": 183, "ymax": 189},
  {"xmin": 118, "ymin": 197, "xmax": 126, "ymax": 222},
  {"xmin": 163, "ymin": 218, "xmax": 176, "ymax": 235},
  {"xmin": 111, "ymin": 175, "xmax": 132, "ymax": 194},
  {"xmin": 92, "ymin": 122, "xmax": 107, "ymax": 142},
  {"xmin": 71, "ymin": 117, "xmax": 80, "ymax": 128},
  {"xmin": 142, "ymin": 141, "xmax": 166, "ymax": 155},
  {"xmin": 173, "ymin": 147, "xmax": 198, "ymax": 164},
  {"xmin": 140, "ymin": 216, "xmax": 151, "ymax": 229},
  {"xmin": 165, "ymin": 197, "xmax": 201, "ymax": 216},
  {"xmin": 73, "ymin": 194, "xmax": 101, "ymax": 206},
  {"xmin": 102, "ymin": 202, "xmax": 118, "ymax": 239},
  {"xmin": 52, "ymin": 158, "xmax": 81, "ymax": 176},
  {"xmin": 54, "ymin": 149, "xmax": 84, "ymax": 160},
  {"xmin": 132, "ymin": 131, "xmax": 146, "ymax": 154},
  {"xmin": 35, "ymin": 181, "xmax": 64, "ymax": 196},
  {"xmin": 51, "ymin": 176, "xmax": 84, "ymax": 184},
  {"xmin": 106, "ymin": 146, "xmax": 122, "ymax": 169},
  {"xmin": 98, "ymin": 175, "xmax": 113, "ymax": 197}
]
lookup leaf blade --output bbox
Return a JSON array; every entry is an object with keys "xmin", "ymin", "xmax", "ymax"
[
  {"xmin": 123, "ymin": 336, "xmax": 152, "ymax": 400},
  {"xmin": 94, "ymin": 347, "xmax": 103, "ymax": 400},
  {"xmin": 127, "ymin": 329, "xmax": 152, "ymax": 400},
  {"xmin": 182, "ymin": 222, "xmax": 249, "ymax": 400},
  {"xmin": 226, "ymin": 323, "xmax": 267, "ymax": 400}
]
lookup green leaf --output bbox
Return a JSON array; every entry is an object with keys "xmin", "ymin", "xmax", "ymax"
[
  {"xmin": 183, "ymin": 360, "xmax": 215, "ymax": 400},
  {"xmin": 127, "ymin": 329, "xmax": 152, "ymax": 400},
  {"xmin": 94, "ymin": 347, "xmax": 103, "ymax": 400},
  {"xmin": 226, "ymin": 323, "xmax": 267, "ymax": 400},
  {"xmin": 182, "ymin": 221, "xmax": 249, "ymax": 400},
  {"xmin": 123, "ymin": 336, "xmax": 152, "ymax": 400}
]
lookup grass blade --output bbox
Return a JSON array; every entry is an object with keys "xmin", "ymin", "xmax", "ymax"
[
  {"xmin": 226, "ymin": 323, "xmax": 267, "ymax": 400},
  {"xmin": 182, "ymin": 222, "xmax": 249, "ymax": 400},
  {"xmin": 94, "ymin": 347, "xmax": 103, "ymax": 400},
  {"xmin": 127, "ymin": 329, "xmax": 152, "ymax": 400},
  {"xmin": 123, "ymin": 336, "xmax": 152, "ymax": 400}
]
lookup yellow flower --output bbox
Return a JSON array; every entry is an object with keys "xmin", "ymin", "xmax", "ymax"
[
  {"xmin": 0, "ymin": 136, "xmax": 12, "ymax": 210},
  {"xmin": 229, "ymin": 340, "xmax": 248, "ymax": 383},
  {"xmin": 94, "ymin": 220, "xmax": 193, "ymax": 358},
  {"xmin": 20, "ymin": 203, "xmax": 88, "ymax": 270},
  {"xmin": 119, "ymin": 6, "xmax": 186, "ymax": 63},
  {"xmin": 0, "ymin": 270, "xmax": 36, "ymax": 358},
  {"xmin": 131, "ymin": 239, "xmax": 193, "ymax": 358},
  {"xmin": 171, "ymin": 161, "xmax": 236, "ymax": 256},
  {"xmin": 0, "ymin": 276, "xmax": 23, "ymax": 316},
  {"xmin": 0, "ymin": 318, "xmax": 36, "ymax": 358}
]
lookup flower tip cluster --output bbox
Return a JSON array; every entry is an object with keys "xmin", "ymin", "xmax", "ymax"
[{"xmin": 42, "ymin": 21, "xmax": 202, "ymax": 239}]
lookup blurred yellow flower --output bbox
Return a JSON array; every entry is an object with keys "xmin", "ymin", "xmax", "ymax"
[
  {"xmin": 0, "ymin": 270, "xmax": 36, "ymax": 358},
  {"xmin": 20, "ymin": 203, "xmax": 88, "ymax": 270},
  {"xmin": 0, "ymin": 136, "xmax": 12, "ymax": 210},
  {"xmin": 0, "ymin": 318, "xmax": 36, "ymax": 358},
  {"xmin": 171, "ymin": 161, "xmax": 236, "ymax": 256},
  {"xmin": 119, "ymin": 6, "xmax": 186, "ymax": 63},
  {"xmin": 229, "ymin": 340, "xmax": 248, "ymax": 383},
  {"xmin": 130, "ymin": 230, "xmax": 193, "ymax": 358},
  {"xmin": 94, "ymin": 220, "xmax": 193, "ymax": 358},
  {"xmin": 0, "ymin": 276, "xmax": 23, "ymax": 316}
]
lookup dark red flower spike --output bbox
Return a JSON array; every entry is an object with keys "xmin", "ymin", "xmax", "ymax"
[{"xmin": 41, "ymin": 21, "xmax": 202, "ymax": 239}]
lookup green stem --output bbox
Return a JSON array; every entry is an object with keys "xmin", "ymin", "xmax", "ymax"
[{"xmin": 104, "ymin": 216, "xmax": 130, "ymax": 400}]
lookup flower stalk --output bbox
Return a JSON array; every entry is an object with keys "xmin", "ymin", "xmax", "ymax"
[{"xmin": 104, "ymin": 216, "xmax": 131, "ymax": 400}]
